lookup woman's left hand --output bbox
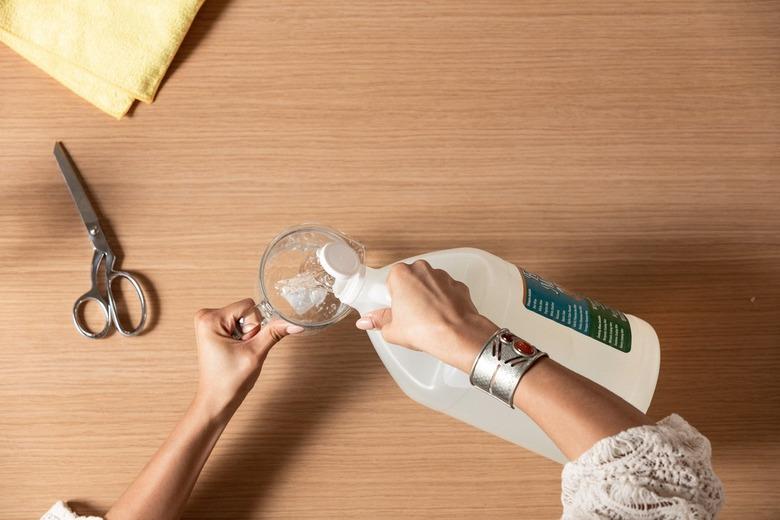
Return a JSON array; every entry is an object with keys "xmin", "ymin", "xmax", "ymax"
[{"xmin": 193, "ymin": 298, "xmax": 303, "ymax": 417}]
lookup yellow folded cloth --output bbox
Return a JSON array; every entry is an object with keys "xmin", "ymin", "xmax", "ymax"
[{"xmin": 0, "ymin": 0, "xmax": 204, "ymax": 118}]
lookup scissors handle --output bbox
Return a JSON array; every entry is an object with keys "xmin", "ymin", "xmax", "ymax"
[
  {"xmin": 107, "ymin": 270, "xmax": 148, "ymax": 337},
  {"xmin": 73, "ymin": 290, "xmax": 112, "ymax": 339},
  {"xmin": 73, "ymin": 251, "xmax": 148, "ymax": 339}
]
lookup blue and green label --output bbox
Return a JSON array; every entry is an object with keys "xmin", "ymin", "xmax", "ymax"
[{"xmin": 521, "ymin": 270, "xmax": 631, "ymax": 352}]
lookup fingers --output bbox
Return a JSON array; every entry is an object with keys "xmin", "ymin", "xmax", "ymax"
[
  {"xmin": 196, "ymin": 298, "xmax": 306, "ymax": 343},
  {"xmin": 195, "ymin": 298, "xmax": 256, "ymax": 329},
  {"xmin": 222, "ymin": 298, "xmax": 258, "ymax": 320},
  {"xmin": 395, "ymin": 259, "xmax": 450, "ymax": 281},
  {"xmin": 245, "ymin": 318, "xmax": 303, "ymax": 353},
  {"xmin": 387, "ymin": 259, "xmax": 456, "ymax": 297},
  {"xmin": 387, "ymin": 260, "xmax": 433, "ymax": 293},
  {"xmin": 355, "ymin": 307, "xmax": 392, "ymax": 330},
  {"xmin": 387, "ymin": 262, "xmax": 411, "ymax": 293},
  {"xmin": 410, "ymin": 259, "xmax": 432, "ymax": 272}
]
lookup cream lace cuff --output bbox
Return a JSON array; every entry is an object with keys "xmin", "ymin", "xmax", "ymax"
[
  {"xmin": 41, "ymin": 501, "xmax": 102, "ymax": 520},
  {"xmin": 561, "ymin": 414, "xmax": 724, "ymax": 519}
]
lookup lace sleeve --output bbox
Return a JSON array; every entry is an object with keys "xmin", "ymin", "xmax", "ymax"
[
  {"xmin": 561, "ymin": 414, "xmax": 724, "ymax": 519},
  {"xmin": 41, "ymin": 501, "xmax": 103, "ymax": 520}
]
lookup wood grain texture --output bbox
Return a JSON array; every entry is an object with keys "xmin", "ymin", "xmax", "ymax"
[{"xmin": 1, "ymin": 1, "xmax": 779, "ymax": 518}]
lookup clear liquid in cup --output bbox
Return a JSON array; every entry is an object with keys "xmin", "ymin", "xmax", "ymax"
[{"xmin": 261, "ymin": 228, "xmax": 352, "ymax": 327}]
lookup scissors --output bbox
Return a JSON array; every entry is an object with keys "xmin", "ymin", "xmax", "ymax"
[{"xmin": 54, "ymin": 142, "xmax": 148, "ymax": 339}]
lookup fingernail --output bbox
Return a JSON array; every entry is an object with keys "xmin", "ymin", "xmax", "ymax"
[
  {"xmin": 355, "ymin": 317, "xmax": 374, "ymax": 330},
  {"xmin": 286, "ymin": 325, "xmax": 305, "ymax": 334}
]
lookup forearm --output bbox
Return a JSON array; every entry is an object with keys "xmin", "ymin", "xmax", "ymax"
[
  {"xmin": 513, "ymin": 358, "xmax": 652, "ymax": 460},
  {"xmin": 365, "ymin": 262, "xmax": 656, "ymax": 463},
  {"xmin": 105, "ymin": 395, "xmax": 234, "ymax": 520},
  {"xmin": 99, "ymin": 300, "xmax": 290, "ymax": 520},
  {"xmin": 450, "ymin": 317, "xmax": 652, "ymax": 461}
]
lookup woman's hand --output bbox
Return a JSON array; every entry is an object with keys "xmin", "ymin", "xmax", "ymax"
[
  {"xmin": 194, "ymin": 298, "xmax": 303, "ymax": 417},
  {"xmin": 105, "ymin": 298, "xmax": 304, "ymax": 520},
  {"xmin": 355, "ymin": 261, "xmax": 497, "ymax": 372}
]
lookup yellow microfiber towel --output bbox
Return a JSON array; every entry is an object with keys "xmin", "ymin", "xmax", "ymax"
[{"xmin": 0, "ymin": 0, "xmax": 205, "ymax": 118}]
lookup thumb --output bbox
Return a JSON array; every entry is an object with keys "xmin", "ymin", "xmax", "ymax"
[
  {"xmin": 243, "ymin": 319, "xmax": 304, "ymax": 353},
  {"xmin": 356, "ymin": 308, "xmax": 392, "ymax": 330}
]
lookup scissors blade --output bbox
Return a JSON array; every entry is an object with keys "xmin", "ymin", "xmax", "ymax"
[{"xmin": 53, "ymin": 142, "xmax": 109, "ymax": 251}]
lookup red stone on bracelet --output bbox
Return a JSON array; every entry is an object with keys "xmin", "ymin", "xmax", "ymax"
[{"xmin": 514, "ymin": 339, "xmax": 535, "ymax": 356}]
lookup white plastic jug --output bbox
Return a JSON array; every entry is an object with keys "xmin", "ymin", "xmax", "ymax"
[
  {"xmin": 250, "ymin": 225, "xmax": 660, "ymax": 463},
  {"xmin": 317, "ymin": 242, "xmax": 660, "ymax": 463}
]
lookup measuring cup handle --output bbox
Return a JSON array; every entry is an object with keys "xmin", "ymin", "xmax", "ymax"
[{"xmin": 231, "ymin": 303, "xmax": 271, "ymax": 340}]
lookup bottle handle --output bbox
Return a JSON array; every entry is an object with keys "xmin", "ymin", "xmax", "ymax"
[{"xmin": 231, "ymin": 301, "xmax": 273, "ymax": 340}]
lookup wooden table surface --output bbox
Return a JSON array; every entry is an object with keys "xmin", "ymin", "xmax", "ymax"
[{"xmin": 1, "ymin": 1, "xmax": 779, "ymax": 518}]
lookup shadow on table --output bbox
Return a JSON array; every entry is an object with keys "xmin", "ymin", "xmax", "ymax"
[
  {"xmin": 126, "ymin": 0, "xmax": 234, "ymax": 118},
  {"xmin": 1, "ymin": 144, "xmax": 161, "ymax": 335},
  {"xmin": 332, "ymin": 223, "xmax": 780, "ymax": 454},
  {"xmin": 184, "ymin": 318, "xmax": 383, "ymax": 520},
  {"xmin": 564, "ymin": 233, "xmax": 780, "ymax": 452},
  {"xmin": 182, "ymin": 222, "xmax": 778, "ymax": 517},
  {"xmin": 67, "ymin": 501, "xmax": 104, "ymax": 517},
  {"xmin": 182, "ymin": 230, "xmax": 423, "ymax": 519}
]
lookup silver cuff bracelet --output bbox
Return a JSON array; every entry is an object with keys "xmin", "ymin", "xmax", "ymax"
[{"xmin": 469, "ymin": 328, "xmax": 548, "ymax": 408}]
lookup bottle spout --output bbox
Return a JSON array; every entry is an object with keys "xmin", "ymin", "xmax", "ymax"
[
  {"xmin": 318, "ymin": 241, "xmax": 362, "ymax": 278},
  {"xmin": 317, "ymin": 240, "xmax": 391, "ymax": 313},
  {"xmin": 317, "ymin": 241, "xmax": 365, "ymax": 305}
]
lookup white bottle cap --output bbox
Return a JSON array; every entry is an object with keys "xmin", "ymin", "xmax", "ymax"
[{"xmin": 317, "ymin": 241, "xmax": 361, "ymax": 279}]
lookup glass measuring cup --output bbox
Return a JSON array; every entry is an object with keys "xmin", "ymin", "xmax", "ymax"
[{"xmin": 234, "ymin": 224, "xmax": 365, "ymax": 337}]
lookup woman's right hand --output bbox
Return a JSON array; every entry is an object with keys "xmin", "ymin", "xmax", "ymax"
[{"xmin": 355, "ymin": 260, "xmax": 498, "ymax": 372}]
